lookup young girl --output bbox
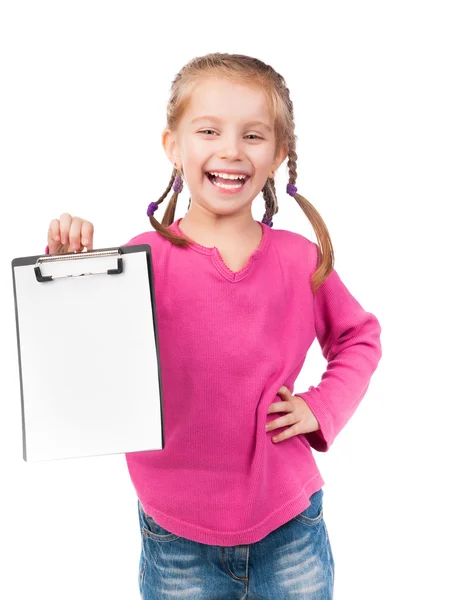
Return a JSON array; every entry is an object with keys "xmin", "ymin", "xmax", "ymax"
[{"xmin": 46, "ymin": 53, "xmax": 382, "ymax": 600}]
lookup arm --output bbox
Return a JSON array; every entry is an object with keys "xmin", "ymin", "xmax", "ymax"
[{"xmin": 295, "ymin": 243, "xmax": 382, "ymax": 452}]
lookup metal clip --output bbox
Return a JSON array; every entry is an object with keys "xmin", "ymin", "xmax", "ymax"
[{"xmin": 34, "ymin": 248, "xmax": 123, "ymax": 282}]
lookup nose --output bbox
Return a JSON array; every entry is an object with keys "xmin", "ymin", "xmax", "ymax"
[{"xmin": 217, "ymin": 134, "xmax": 244, "ymax": 161}]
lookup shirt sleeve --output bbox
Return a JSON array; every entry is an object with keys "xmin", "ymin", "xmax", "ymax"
[{"xmin": 294, "ymin": 243, "xmax": 382, "ymax": 452}]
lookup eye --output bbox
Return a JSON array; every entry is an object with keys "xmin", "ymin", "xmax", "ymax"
[{"xmin": 198, "ymin": 130, "xmax": 263, "ymax": 140}]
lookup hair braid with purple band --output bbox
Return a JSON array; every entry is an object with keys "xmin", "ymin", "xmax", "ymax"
[{"xmin": 147, "ymin": 175, "xmax": 297, "ymax": 228}]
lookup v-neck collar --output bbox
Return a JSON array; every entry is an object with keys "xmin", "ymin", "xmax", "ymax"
[{"xmin": 168, "ymin": 217, "xmax": 271, "ymax": 282}]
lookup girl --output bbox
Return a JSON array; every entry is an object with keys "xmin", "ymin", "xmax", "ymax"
[{"xmin": 46, "ymin": 53, "xmax": 382, "ymax": 599}]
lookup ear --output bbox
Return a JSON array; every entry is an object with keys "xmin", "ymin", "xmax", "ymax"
[{"xmin": 162, "ymin": 128, "xmax": 180, "ymax": 166}]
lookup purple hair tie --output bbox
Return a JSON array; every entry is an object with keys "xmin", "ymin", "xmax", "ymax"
[
  {"xmin": 262, "ymin": 215, "xmax": 273, "ymax": 227},
  {"xmin": 147, "ymin": 174, "xmax": 183, "ymax": 217},
  {"xmin": 173, "ymin": 175, "xmax": 183, "ymax": 193},
  {"xmin": 286, "ymin": 183, "xmax": 297, "ymax": 196},
  {"xmin": 147, "ymin": 202, "xmax": 159, "ymax": 217}
]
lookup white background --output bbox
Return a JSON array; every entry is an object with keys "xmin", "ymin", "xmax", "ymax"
[{"xmin": 1, "ymin": 1, "xmax": 448, "ymax": 598}]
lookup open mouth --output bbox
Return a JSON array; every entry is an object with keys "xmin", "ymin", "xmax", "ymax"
[{"xmin": 205, "ymin": 172, "xmax": 251, "ymax": 191}]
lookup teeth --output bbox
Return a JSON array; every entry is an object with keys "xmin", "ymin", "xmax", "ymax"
[
  {"xmin": 212, "ymin": 180, "xmax": 243, "ymax": 189},
  {"xmin": 208, "ymin": 172, "xmax": 248, "ymax": 180}
]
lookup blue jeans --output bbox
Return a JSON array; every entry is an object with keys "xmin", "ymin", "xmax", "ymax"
[{"xmin": 137, "ymin": 487, "xmax": 334, "ymax": 599}]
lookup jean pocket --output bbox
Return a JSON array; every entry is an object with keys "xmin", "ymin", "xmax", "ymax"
[
  {"xmin": 293, "ymin": 488, "xmax": 324, "ymax": 526},
  {"xmin": 138, "ymin": 500, "xmax": 180, "ymax": 542}
]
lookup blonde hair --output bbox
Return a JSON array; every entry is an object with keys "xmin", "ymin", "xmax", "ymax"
[{"xmin": 149, "ymin": 52, "xmax": 334, "ymax": 296}]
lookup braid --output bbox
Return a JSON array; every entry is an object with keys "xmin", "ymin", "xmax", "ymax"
[
  {"xmin": 147, "ymin": 166, "xmax": 190, "ymax": 248},
  {"xmin": 286, "ymin": 145, "xmax": 299, "ymax": 193},
  {"xmin": 261, "ymin": 177, "xmax": 278, "ymax": 227}
]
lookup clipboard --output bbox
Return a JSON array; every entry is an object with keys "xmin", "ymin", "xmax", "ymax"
[{"xmin": 11, "ymin": 244, "xmax": 165, "ymax": 462}]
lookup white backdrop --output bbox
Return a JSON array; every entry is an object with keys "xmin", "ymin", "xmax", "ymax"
[{"xmin": 1, "ymin": 1, "xmax": 448, "ymax": 598}]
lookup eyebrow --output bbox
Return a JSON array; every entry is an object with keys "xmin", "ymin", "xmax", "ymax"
[{"xmin": 190, "ymin": 116, "xmax": 272, "ymax": 132}]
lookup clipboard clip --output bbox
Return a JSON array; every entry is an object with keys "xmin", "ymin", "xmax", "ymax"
[{"xmin": 34, "ymin": 248, "xmax": 123, "ymax": 282}]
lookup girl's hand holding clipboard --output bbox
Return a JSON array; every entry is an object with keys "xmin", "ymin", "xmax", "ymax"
[{"xmin": 47, "ymin": 213, "xmax": 94, "ymax": 254}]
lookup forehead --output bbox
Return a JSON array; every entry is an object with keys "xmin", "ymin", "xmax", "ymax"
[{"xmin": 183, "ymin": 77, "xmax": 272, "ymax": 124}]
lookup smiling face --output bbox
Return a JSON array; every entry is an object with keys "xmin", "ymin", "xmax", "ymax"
[{"xmin": 162, "ymin": 76, "xmax": 288, "ymax": 220}]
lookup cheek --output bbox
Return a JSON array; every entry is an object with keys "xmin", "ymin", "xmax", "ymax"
[
  {"xmin": 182, "ymin": 144, "xmax": 209, "ymax": 174},
  {"xmin": 185, "ymin": 137, "xmax": 208, "ymax": 156},
  {"xmin": 254, "ymin": 149, "xmax": 276, "ymax": 169},
  {"xmin": 248, "ymin": 150, "xmax": 275, "ymax": 177}
]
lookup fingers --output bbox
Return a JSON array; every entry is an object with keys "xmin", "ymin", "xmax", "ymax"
[
  {"xmin": 47, "ymin": 213, "xmax": 94, "ymax": 254},
  {"xmin": 48, "ymin": 218, "xmax": 61, "ymax": 244},
  {"xmin": 59, "ymin": 213, "xmax": 72, "ymax": 246},
  {"xmin": 81, "ymin": 220, "xmax": 94, "ymax": 251},
  {"xmin": 266, "ymin": 412, "xmax": 296, "ymax": 432},
  {"xmin": 68, "ymin": 216, "xmax": 83, "ymax": 251},
  {"xmin": 68, "ymin": 216, "xmax": 94, "ymax": 251},
  {"xmin": 61, "ymin": 213, "xmax": 93, "ymax": 251}
]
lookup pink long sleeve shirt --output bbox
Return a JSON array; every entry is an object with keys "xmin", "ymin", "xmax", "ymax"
[{"xmin": 46, "ymin": 218, "xmax": 382, "ymax": 546}]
